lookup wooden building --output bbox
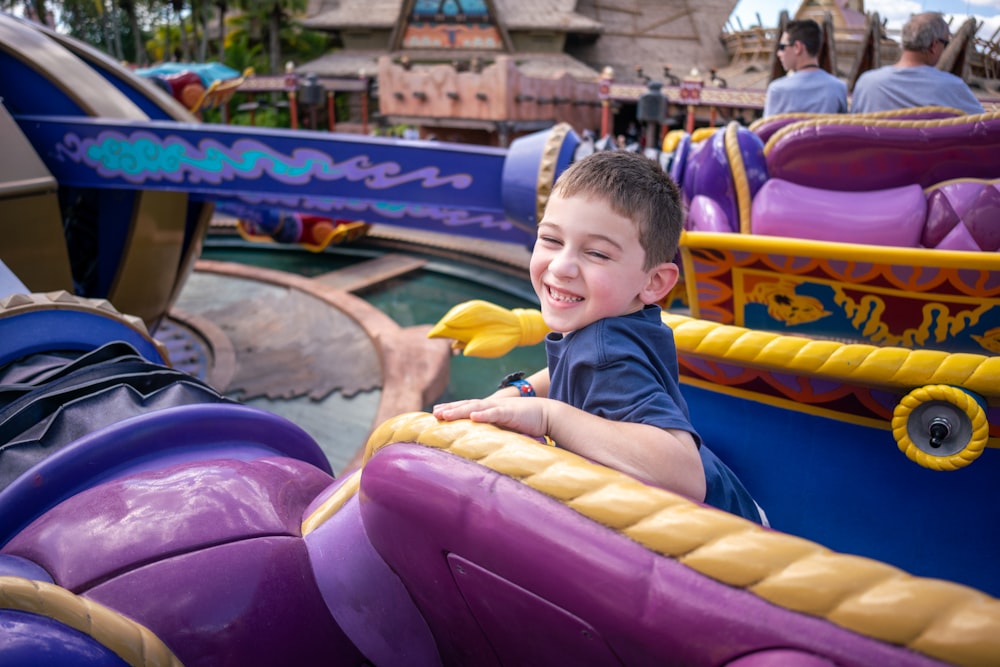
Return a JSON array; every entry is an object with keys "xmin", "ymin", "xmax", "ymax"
[{"xmin": 297, "ymin": 0, "xmax": 740, "ymax": 145}]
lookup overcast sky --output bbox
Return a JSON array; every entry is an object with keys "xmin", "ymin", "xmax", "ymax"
[{"xmin": 730, "ymin": 0, "xmax": 1000, "ymax": 39}]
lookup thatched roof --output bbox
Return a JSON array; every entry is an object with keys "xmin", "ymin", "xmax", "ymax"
[
  {"xmin": 304, "ymin": 0, "xmax": 601, "ymax": 33},
  {"xmin": 302, "ymin": 0, "xmax": 402, "ymax": 30},
  {"xmin": 494, "ymin": 0, "xmax": 602, "ymax": 33}
]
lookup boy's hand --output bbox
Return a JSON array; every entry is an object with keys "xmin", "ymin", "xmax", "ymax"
[{"xmin": 432, "ymin": 397, "xmax": 549, "ymax": 437}]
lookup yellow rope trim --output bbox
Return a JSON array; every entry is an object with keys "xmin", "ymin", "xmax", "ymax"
[
  {"xmin": 690, "ymin": 126, "xmax": 717, "ymax": 143},
  {"xmin": 662, "ymin": 128, "xmax": 686, "ymax": 152},
  {"xmin": 749, "ymin": 106, "xmax": 966, "ymax": 134},
  {"xmin": 535, "ymin": 122, "xmax": 573, "ymax": 225},
  {"xmin": 364, "ymin": 413, "xmax": 1000, "ymax": 667},
  {"xmin": 764, "ymin": 110, "xmax": 1000, "ymax": 155},
  {"xmin": 301, "ymin": 469, "xmax": 362, "ymax": 536},
  {"xmin": 722, "ymin": 121, "xmax": 753, "ymax": 234},
  {"xmin": 924, "ymin": 176, "xmax": 1000, "ymax": 195},
  {"xmin": 892, "ymin": 385, "xmax": 989, "ymax": 471},
  {"xmin": 662, "ymin": 312, "xmax": 1000, "ymax": 397},
  {"xmin": 428, "ymin": 301, "xmax": 1000, "ymax": 399},
  {"xmin": 0, "ymin": 576, "xmax": 183, "ymax": 666}
]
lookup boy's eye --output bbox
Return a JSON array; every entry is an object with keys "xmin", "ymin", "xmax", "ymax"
[
  {"xmin": 586, "ymin": 250, "xmax": 611, "ymax": 261},
  {"xmin": 538, "ymin": 235, "xmax": 561, "ymax": 246}
]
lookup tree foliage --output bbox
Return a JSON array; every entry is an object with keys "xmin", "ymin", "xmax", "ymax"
[{"xmin": 41, "ymin": 0, "xmax": 326, "ymax": 75}]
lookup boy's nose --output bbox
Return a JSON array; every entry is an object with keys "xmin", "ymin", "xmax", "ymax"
[{"xmin": 548, "ymin": 249, "xmax": 579, "ymax": 278}]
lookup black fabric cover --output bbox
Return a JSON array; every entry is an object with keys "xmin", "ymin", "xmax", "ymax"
[{"xmin": 0, "ymin": 341, "xmax": 234, "ymax": 492}]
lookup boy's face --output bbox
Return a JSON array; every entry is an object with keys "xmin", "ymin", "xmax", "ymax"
[{"xmin": 531, "ymin": 192, "xmax": 669, "ymax": 334}]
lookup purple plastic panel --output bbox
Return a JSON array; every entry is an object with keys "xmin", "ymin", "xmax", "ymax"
[
  {"xmin": 86, "ymin": 536, "xmax": 363, "ymax": 667},
  {"xmin": 687, "ymin": 194, "xmax": 735, "ymax": 232},
  {"xmin": 681, "ymin": 126, "xmax": 767, "ymax": 234},
  {"xmin": 668, "ymin": 133, "xmax": 691, "ymax": 187},
  {"xmin": 923, "ymin": 187, "xmax": 963, "ymax": 247},
  {"xmin": 0, "ymin": 609, "xmax": 131, "ymax": 666},
  {"xmin": 750, "ymin": 179, "xmax": 926, "ymax": 246},
  {"xmin": 923, "ymin": 180, "xmax": 1000, "ymax": 250},
  {"xmin": 0, "ymin": 403, "xmax": 332, "ymax": 546},
  {"xmin": 963, "ymin": 184, "xmax": 1000, "ymax": 250},
  {"xmin": 304, "ymin": 492, "xmax": 441, "ymax": 667},
  {"xmin": 936, "ymin": 221, "xmax": 985, "ymax": 251},
  {"xmin": 725, "ymin": 649, "xmax": 836, "ymax": 666},
  {"xmin": 752, "ymin": 115, "xmax": 808, "ymax": 145},
  {"xmin": 682, "ymin": 131, "xmax": 735, "ymax": 224},
  {"xmin": 0, "ymin": 554, "xmax": 52, "ymax": 582},
  {"xmin": 753, "ymin": 108, "xmax": 964, "ymax": 145},
  {"xmin": 447, "ymin": 553, "xmax": 624, "ymax": 666},
  {"xmin": 360, "ymin": 443, "xmax": 948, "ymax": 667},
  {"xmin": 766, "ymin": 116, "xmax": 1000, "ymax": 192},
  {"xmin": 3, "ymin": 456, "xmax": 333, "ymax": 592},
  {"xmin": 735, "ymin": 125, "xmax": 769, "ymax": 200},
  {"xmin": 679, "ymin": 136, "xmax": 708, "ymax": 204}
]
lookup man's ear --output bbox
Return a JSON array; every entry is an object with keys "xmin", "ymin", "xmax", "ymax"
[{"xmin": 640, "ymin": 262, "xmax": 680, "ymax": 305}]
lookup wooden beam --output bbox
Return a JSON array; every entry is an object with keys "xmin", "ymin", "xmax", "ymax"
[
  {"xmin": 640, "ymin": 10, "xmax": 693, "ymax": 35},
  {"xmin": 592, "ymin": 3, "xmax": 642, "ymax": 15}
]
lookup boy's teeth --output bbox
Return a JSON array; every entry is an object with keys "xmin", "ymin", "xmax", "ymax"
[{"xmin": 549, "ymin": 287, "xmax": 581, "ymax": 302}]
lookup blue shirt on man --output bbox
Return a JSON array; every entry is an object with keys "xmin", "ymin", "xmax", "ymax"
[
  {"xmin": 851, "ymin": 65, "xmax": 984, "ymax": 114},
  {"xmin": 764, "ymin": 68, "xmax": 848, "ymax": 117}
]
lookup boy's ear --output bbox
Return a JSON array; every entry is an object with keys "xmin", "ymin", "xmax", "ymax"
[{"xmin": 640, "ymin": 262, "xmax": 680, "ymax": 305}]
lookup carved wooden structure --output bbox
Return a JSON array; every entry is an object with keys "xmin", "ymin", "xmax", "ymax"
[{"xmin": 376, "ymin": 55, "xmax": 602, "ymax": 145}]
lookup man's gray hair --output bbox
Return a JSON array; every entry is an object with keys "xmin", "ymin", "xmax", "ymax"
[{"xmin": 901, "ymin": 12, "xmax": 949, "ymax": 52}]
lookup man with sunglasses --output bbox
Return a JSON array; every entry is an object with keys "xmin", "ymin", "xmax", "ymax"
[
  {"xmin": 851, "ymin": 11, "xmax": 984, "ymax": 114},
  {"xmin": 763, "ymin": 19, "xmax": 848, "ymax": 118}
]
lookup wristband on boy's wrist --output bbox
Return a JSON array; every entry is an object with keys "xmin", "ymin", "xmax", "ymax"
[{"xmin": 498, "ymin": 371, "xmax": 535, "ymax": 397}]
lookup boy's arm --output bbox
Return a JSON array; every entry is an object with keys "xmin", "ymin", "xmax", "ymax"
[
  {"xmin": 431, "ymin": 395, "xmax": 705, "ymax": 501},
  {"xmin": 489, "ymin": 368, "xmax": 550, "ymax": 399}
]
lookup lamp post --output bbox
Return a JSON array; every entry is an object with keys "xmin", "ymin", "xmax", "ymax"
[
  {"xmin": 327, "ymin": 90, "xmax": 336, "ymax": 132},
  {"xmin": 680, "ymin": 69, "xmax": 704, "ymax": 134},
  {"xmin": 285, "ymin": 62, "xmax": 298, "ymax": 130},
  {"xmin": 636, "ymin": 80, "xmax": 666, "ymax": 155},
  {"xmin": 360, "ymin": 70, "xmax": 371, "ymax": 135},
  {"xmin": 599, "ymin": 66, "xmax": 613, "ymax": 139},
  {"xmin": 299, "ymin": 73, "xmax": 323, "ymax": 129}
]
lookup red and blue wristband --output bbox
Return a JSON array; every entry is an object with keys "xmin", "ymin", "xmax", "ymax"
[{"xmin": 498, "ymin": 371, "xmax": 535, "ymax": 397}]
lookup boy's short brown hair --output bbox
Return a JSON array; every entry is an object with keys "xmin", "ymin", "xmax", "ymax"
[{"xmin": 550, "ymin": 150, "xmax": 684, "ymax": 270}]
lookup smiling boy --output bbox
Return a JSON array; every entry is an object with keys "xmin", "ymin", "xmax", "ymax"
[{"xmin": 433, "ymin": 151, "xmax": 763, "ymax": 523}]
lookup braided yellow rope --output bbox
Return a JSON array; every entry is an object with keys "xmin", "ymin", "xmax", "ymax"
[
  {"xmin": 748, "ymin": 106, "xmax": 966, "ymax": 134},
  {"xmin": 427, "ymin": 301, "xmax": 1000, "ymax": 398},
  {"xmin": 925, "ymin": 176, "xmax": 1000, "ymax": 195},
  {"xmin": 663, "ymin": 311, "xmax": 1000, "ymax": 397},
  {"xmin": 535, "ymin": 122, "xmax": 573, "ymax": 225},
  {"xmin": 764, "ymin": 110, "xmax": 1000, "ymax": 154},
  {"xmin": 0, "ymin": 576, "xmax": 183, "ymax": 666},
  {"xmin": 722, "ymin": 121, "xmax": 754, "ymax": 234},
  {"xmin": 301, "ymin": 469, "xmax": 362, "ymax": 536},
  {"xmin": 364, "ymin": 412, "xmax": 1000, "ymax": 667}
]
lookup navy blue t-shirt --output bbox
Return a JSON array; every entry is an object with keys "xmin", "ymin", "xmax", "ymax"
[{"xmin": 546, "ymin": 305, "xmax": 762, "ymax": 523}]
